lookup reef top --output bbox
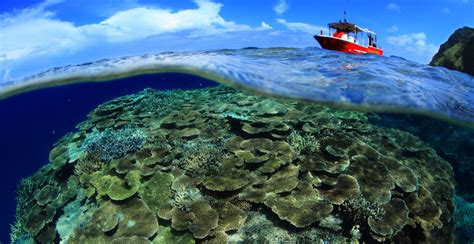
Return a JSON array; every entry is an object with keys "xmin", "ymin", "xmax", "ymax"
[{"xmin": 12, "ymin": 86, "xmax": 455, "ymax": 243}]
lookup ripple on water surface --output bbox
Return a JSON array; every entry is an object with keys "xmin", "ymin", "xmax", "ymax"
[{"xmin": 1, "ymin": 47, "xmax": 473, "ymax": 126}]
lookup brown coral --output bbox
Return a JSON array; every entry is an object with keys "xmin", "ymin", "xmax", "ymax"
[
  {"xmin": 264, "ymin": 182, "xmax": 333, "ymax": 228},
  {"xmin": 226, "ymin": 136, "xmax": 295, "ymax": 173},
  {"xmin": 368, "ymin": 198, "xmax": 410, "ymax": 240},
  {"xmin": 13, "ymin": 85, "xmax": 457, "ymax": 244},
  {"xmin": 68, "ymin": 197, "xmax": 158, "ymax": 242}
]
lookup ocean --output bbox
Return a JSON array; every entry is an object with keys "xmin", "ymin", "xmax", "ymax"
[{"xmin": 1, "ymin": 47, "xmax": 473, "ymax": 243}]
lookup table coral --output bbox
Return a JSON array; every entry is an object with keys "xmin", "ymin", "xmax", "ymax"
[{"xmin": 12, "ymin": 85, "xmax": 456, "ymax": 243}]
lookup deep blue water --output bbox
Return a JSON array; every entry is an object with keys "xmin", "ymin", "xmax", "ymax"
[{"xmin": 0, "ymin": 73, "xmax": 218, "ymax": 242}]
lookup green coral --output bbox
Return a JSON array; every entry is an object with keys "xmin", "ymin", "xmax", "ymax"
[
  {"xmin": 263, "ymin": 182, "xmax": 333, "ymax": 228},
  {"xmin": 90, "ymin": 170, "xmax": 141, "ymax": 201},
  {"xmin": 12, "ymin": 85, "xmax": 457, "ymax": 243},
  {"xmin": 67, "ymin": 198, "xmax": 159, "ymax": 242},
  {"xmin": 82, "ymin": 125, "xmax": 146, "ymax": 162},
  {"xmin": 286, "ymin": 130, "xmax": 320, "ymax": 154},
  {"xmin": 152, "ymin": 226, "xmax": 194, "ymax": 244},
  {"xmin": 139, "ymin": 171, "xmax": 174, "ymax": 214},
  {"xmin": 455, "ymin": 196, "xmax": 474, "ymax": 243},
  {"xmin": 176, "ymin": 140, "xmax": 224, "ymax": 177},
  {"xmin": 341, "ymin": 195, "xmax": 385, "ymax": 223}
]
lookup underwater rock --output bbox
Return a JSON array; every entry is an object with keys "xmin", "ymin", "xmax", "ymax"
[{"xmin": 12, "ymin": 86, "xmax": 457, "ymax": 243}]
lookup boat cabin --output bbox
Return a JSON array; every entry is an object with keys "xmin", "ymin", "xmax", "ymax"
[
  {"xmin": 314, "ymin": 18, "xmax": 383, "ymax": 56},
  {"xmin": 327, "ymin": 21, "xmax": 379, "ymax": 48}
]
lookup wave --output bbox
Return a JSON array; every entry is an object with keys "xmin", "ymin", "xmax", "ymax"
[{"xmin": 1, "ymin": 47, "xmax": 473, "ymax": 127}]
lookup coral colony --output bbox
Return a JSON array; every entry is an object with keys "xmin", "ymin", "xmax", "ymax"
[{"xmin": 12, "ymin": 86, "xmax": 455, "ymax": 243}]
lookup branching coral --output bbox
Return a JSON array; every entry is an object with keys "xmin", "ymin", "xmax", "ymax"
[
  {"xmin": 341, "ymin": 195, "xmax": 385, "ymax": 223},
  {"xmin": 138, "ymin": 88, "xmax": 174, "ymax": 114},
  {"xmin": 176, "ymin": 141, "xmax": 224, "ymax": 177},
  {"xmin": 286, "ymin": 130, "xmax": 320, "ymax": 154},
  {"xmin": 172, "ymin": 186, "xmax": 201, "ymax": 211},
  {"xmin": 74, "ymin": 157, "xmax": 104, "ymax": 177},
  {"xmin": 11, "ymin": 177, "xmax": 39, "ymax": 243},
  {"xmin": 82, "ymin": 125, "xmax": 146, "ymax": 162},
  {"xmin": 10, "ymin": 220, "xmax": 32, "ymax": 244}
]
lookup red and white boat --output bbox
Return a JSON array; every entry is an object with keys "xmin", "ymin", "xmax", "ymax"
[{"xmin": 314, "ymin": 18, "xmax": 383, "ymax": 56}]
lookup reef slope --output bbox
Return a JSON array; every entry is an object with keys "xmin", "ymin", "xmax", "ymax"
[{"xmin": 11, "ymin": 86, "xmax": 455, "ymax": 243}]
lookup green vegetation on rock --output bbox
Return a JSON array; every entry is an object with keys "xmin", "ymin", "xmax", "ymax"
[{"xmin": 430, "ymin": 26, "xmax": 474, "ymax": 75}]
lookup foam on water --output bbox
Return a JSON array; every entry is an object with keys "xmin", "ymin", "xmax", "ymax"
[{"xmin": 1, "ymin": 47, "xmax": 473, "ymax": 126}]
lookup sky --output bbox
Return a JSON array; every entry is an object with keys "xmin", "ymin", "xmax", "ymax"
[{"xmin": 0, "ymin": 0, "xmax": 473, "ymax": 81}]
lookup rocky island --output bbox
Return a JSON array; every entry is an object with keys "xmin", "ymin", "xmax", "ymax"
[{"xmin": 430, "ymin": 26, "xmax": 474, "ymax": 76}]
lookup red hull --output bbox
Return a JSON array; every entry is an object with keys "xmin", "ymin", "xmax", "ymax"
[{"xmin": 314, "ymin": 35, "xmax": 383, "ymax": 56}]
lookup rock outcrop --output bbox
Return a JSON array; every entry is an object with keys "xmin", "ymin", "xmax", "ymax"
[{"xmin": 430, "ymin": 26, "xmax": 474, "ymax": 76}]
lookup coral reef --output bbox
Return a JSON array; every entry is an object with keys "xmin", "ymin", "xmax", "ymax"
[
  {"xmin": 12, "ymin": 85, "xmax": 456, "ymax": 243},
  {"xmin": 82, "ymin": 125, "xmax": 146, "ymax": 162},
  {"xmin": 455, "ymin": 196, "xmax": 474, "ymax": 243}
]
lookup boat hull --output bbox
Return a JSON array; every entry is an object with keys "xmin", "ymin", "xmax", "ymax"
[{"xmin": 314, "ymin": 35, "xmax": 383, "ymax": 56}]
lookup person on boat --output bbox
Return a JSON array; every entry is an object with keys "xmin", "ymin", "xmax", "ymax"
[{"xmin": 333, "ymin": 30, "xmax": 345, "ymax": 39}]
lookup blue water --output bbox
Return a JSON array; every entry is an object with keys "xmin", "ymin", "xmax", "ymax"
[
  {"xmin": 3, "ymin": 48, "xmax": 473, "ymax": 126},
  {"xmin": 0, "ymin": 73, "xmax": 217, "ymax": 243}
]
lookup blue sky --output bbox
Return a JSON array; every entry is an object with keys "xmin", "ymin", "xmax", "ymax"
[{"xmin": 0, "ymin": 0, "xmax": 473, "ymax": 81}]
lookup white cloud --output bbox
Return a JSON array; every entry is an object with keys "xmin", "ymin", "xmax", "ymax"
[
  {"xmin": 277, "ymin": 18, "xmax": 326, "ymax": 34},
  {"xmin": 37, "ymin": 0, "xmax": 65, "ymax": 9},
  {"xmin": 274, "ymin": 0, "xmax": 289, "ymax": 15},
  {"xmin": 0, "ymin": 8, "xmax": 83, "ymax": 60},
  {"xmin": 0, "ymin": 0, "xmax": 256, "ymax": 62},
  {"xmin": 387, "ymin": 32, "xmax": 439, "ymax": 63},
  {"xmin": 386, "ymin": 3, "xmax": 400, "ymax": 12},
  {"xmin": 387, "ymin": 33, "xmax": 427, "ymax": 46},
  {"xmin": 387, "ymin": 25, "xmax": 398, "ymax": 33},
  {"xmin": 256, "ymin": 21, "xmax": 273, "ymax": 31},
  {"xmin": 441, "ymin": 8, "xmax": 450, "ymax": 14}
]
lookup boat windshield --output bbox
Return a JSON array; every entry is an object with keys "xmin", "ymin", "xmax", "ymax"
[{"xmin": 321, "ymin": 19, "xmax": 380, "ymax": 48}]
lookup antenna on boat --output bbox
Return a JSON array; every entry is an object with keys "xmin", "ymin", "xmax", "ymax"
[{"xmin": 343, "ymin": 10, "xmax": 347, "ymax": 22}]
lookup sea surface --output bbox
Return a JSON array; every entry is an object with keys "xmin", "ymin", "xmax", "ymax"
[{"xmin": 0, "ymin": 47, "xmax": 473, "ymax": 243}]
